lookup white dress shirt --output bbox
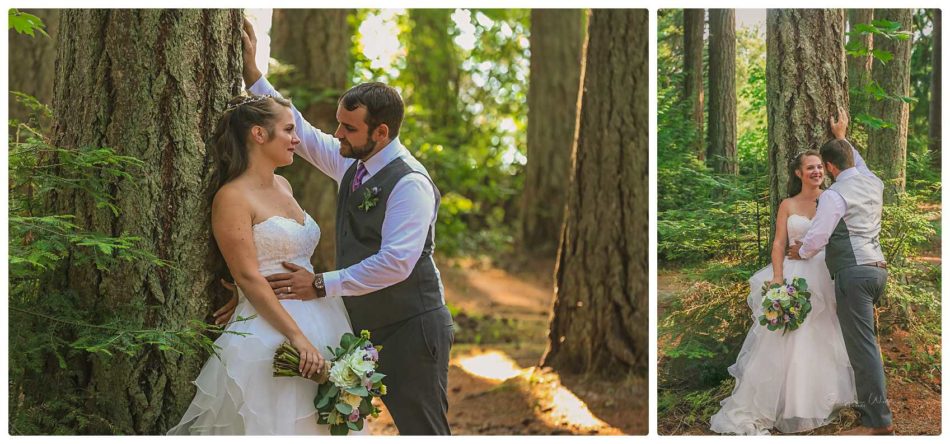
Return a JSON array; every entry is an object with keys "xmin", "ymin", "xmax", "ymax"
[
  {"xmin": 250, "ymin": 76, "xmax": 438, "ymax": 298},
  {"xmin": 798, "ymin": 142, "xmax": 879, "ymax": 259}
]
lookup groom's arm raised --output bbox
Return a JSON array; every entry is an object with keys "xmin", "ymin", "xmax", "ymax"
[
  {"xmin": 830, "ymin": 107, "xmax": 878, "ymax": 181},
  {"xmin": 241, "ymin": 18, "xmax": 349, "ymax": 183}
]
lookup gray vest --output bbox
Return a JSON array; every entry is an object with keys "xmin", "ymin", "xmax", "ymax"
[
  {"xmin": 824, "ymin": 172, "xmax": 885, "ymax": 275},
  {"xmin": 336, "ymin": 157, "xmax": 444, "ymax": 332}
]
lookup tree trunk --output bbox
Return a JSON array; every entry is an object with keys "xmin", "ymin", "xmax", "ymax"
[
  {"xmin": 707, "ymin": 9, "xmax": 738, "ymax": 174},
  {"xmin": 521, "ymin": 9, "xmax": 586, "ymax": 257},
  {"xmin": 270, "ymin": 9, "xmax": 352, "ymax": 272},
  {"xmin": 929, "ymin": 9, "xmax": 941, "ymax": 169},
  {"xmin": 9, "ymin": 9, "xmax": 59, "ymax": 123},
  {"xmin": 683, "ymin": 9, "xmax": 706, "ymax": 160},
  {"xmin": 847, "ymin": 9, "xmax": 874, "ymax": 122},
  {"xmin": 47, "ymin": 9, "xmax": 243, "ymax": 433},
  {"xmin": 766, "ymin": 10, "xmax": 849, "ymax": 239},
  {"xmin": 541, "ymin": 9, "xmax": 648, "ymax": 375},
  {"xmin": 867, "ymin": 9, "xmax": 913, "ymax": 200},
  {"xmin": 404, "ymin": 9, "xmax": 462, "ymax": 141}
]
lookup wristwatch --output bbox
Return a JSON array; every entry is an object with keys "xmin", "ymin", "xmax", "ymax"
[{"xmin": 312, "ymin": 273, "xmax": 327, "ymax": 298}]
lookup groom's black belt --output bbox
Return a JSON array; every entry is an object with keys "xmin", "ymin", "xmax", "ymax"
[{"xmin": 861, "ymin": 261, "xmax": 887, "ymax": 269}]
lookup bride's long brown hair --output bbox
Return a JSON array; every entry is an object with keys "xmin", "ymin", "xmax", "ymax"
[
  {"xmin": 786, "ymin": 149, "xmax": 822, "ymax": 198},
  {"xmin": 206, "ymin": 94, "xmax": 293, "ymax": 284}
]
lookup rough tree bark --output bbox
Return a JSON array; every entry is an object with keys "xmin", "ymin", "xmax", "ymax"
[
  {"xmin": 47, "ymin": 9, "xmax": 243, "ymax": 433},
  {"xmin": 766, "ymin": 10, "xmax": 849, "ymax": 239},
  {"xmin": 542, "ymin": 9, "xmax": 648, "ymax": 375},
  {"xmin": 847, "ymin": 9, "xmax": 874, "ymax": 122},
  {"xmin": 9, "ymin": 9, "xmax": 59, "ymax": 123},
  {"xmin": 867, "ymin": 8, "xmax": 913, "ymax": 200},
  {"xmin": 270, "ymin": 9, "xmax": 352, "ymax": 272},
  {"xmin": 521, "ymin": 9, "xmax": 586, "ymax": 257},
  {"xmin": 929, "ymin": 9, "xmax": 941, "ymax": 169},
  {"xmin": 707, "ymin": 9, "xmax": 737, "ymax": 174},
  {"xmin": 683, "ymin": 9, "xmax": 706, "ymax": 160}
]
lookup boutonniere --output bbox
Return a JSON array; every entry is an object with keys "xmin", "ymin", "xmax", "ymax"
[{"xmin": 358, "ymin": 186, "xmax": 381, "ymax": 212}]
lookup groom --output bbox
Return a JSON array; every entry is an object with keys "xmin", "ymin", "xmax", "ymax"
[
  {"xmin": 216, "ymin": 19, "xmax": 453, "ymax": 435},
  {"xmin": 787, "ymin": 108, "xmax": 893, "ymax": 435}
]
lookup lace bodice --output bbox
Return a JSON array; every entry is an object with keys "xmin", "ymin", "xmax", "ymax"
[
  {"xmin": 251, "ymin": 213, "xmax": 320, "ymax": 276},
  {"xmin": 787, "ymin": 214, "xmax": 813, "ymax": 245}
]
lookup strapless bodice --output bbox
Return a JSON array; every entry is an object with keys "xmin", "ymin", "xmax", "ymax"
[
  {"xmin": 787, "ymin": 214, "xmax": 813, "ymax": 245},
  {"xmin": 251, "ymin": 213, "xmax": 320, "ymax": 276}
]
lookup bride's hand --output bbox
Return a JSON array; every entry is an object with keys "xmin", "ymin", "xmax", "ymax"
[
  {"xmin": 290, "ymin": 335, "xmax": 325, "ymax": 379},
  {"xmin": 769, "ymin": 277, "xmax": 784, "ymax": 286}
]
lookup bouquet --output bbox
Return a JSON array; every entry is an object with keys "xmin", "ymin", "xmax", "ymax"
[
  {"xmin": 758, "ymin": 277, "xmax": 812, "ymax": 335},
  {"xmin": 273, "ymin": 330, "xmax": 386, "ymax": 435}
]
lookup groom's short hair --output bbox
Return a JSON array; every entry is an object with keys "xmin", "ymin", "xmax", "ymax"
[
  {"xmin": 339, "ymin": 82, "xmax": 404, "ymax": 138},
  {"xmin": 819, "ymin": 139, "xmax": 855, "ymax": 170}
]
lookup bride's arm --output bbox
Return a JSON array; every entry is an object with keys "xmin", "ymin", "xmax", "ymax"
[
  {"xmin": 769, "ymin": 200, "xmax": 790, "ymax": 285},
  {"xmin": 211, "ymin": 187, "xmax": 324, "ymax": 378}
]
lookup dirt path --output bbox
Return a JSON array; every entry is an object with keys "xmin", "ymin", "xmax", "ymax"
[
  {"xmin": 367, "ymin": 259, "xmax": 647, "ymax": 435},
  {"xmin": 657, "ymin": 267, "xmax": 942, "ymax": 436}
]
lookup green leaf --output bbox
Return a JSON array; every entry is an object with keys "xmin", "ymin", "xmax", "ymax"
[
  {"xmin": 330, "ymin": 423, "xmax": 350, "ymax": 435},
  {"xmin": 336, "ymin": 402, "xmax": 353, "ymax": 415},
  {"xmin": 346, "ymin": 386, "xmax": 369, "ymax": 397},
  {"xmin": 871, "ymin": 49, "xmax": 893, "ymax": 63},
  {"xmin": 369, "ymin": 372, "xmax": 386, "ymax": 383}
]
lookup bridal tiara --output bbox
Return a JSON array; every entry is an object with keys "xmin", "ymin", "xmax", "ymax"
[{"xmin": 226, "ymin": 94, "xmax": 272, "ymax": 111}]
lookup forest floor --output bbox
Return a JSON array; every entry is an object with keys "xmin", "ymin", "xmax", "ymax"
[
  {"xmin": 657, "ymin": 251, "xmax": 942, "ymax": 435},
  {"xmin": 367, "ymin": 257, "xmax": 648, "ymax": 435}
]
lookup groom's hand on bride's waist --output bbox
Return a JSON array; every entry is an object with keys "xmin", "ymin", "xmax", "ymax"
[
  {"xmin": 267, "ymin": 262, "xmax": 320, "ymax": 301},
  {"xmin": 786, "ymin": 242, "xmax": 804, "ymax": 260}
]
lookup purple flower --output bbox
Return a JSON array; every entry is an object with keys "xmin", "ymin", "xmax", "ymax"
[
  {"xmin": 772, "ymin": 301, "xmax": 780, "ymax": 309},
  {"xmin": 364, "ymin": 347, "xmax": 379, "ymax": 362},
  {"xmin": 787, "ymin": 285, "xmax": 796, "ymax": 295},
  {"xmin": 348, "ymin": 409, "xmax": 360, "ymax": 422},
  {"xmin": 770, "ymin": 319, "xmax": 778, "ymax": 325}
]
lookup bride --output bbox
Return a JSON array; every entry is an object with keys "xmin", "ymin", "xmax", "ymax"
[
  {"xmin": 709, "ymin": 150, "xmax": 857, "ymax": 435},
  {"xmin": 169, "ymin": 94, "xmax": 355, "ymax": 435}
]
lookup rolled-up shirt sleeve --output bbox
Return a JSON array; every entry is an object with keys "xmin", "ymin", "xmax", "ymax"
[
  {"xmin": 798, "ymin": 190, "xmax": 846, "ymax": 259},
  {"xmin": 322, "ymin": 173, "xmax": 436, "ymax": 297}
]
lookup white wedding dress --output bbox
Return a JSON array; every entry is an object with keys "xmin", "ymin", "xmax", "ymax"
[
  {"xmin": 709, "ymin": 214, "xmax": 857, "ymax": 435},
  {"xmin": 169, "ymin": 213, "xmax": 358, "ymax": 435}
]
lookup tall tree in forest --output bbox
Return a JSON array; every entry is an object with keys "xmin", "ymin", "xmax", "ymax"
[
  {"xmin": 766, "ymin": 10, "xmax": 849, "ymax": 238},
  {"xmin": 847, "ymin": 9, "xmax": 874, "ymax": 124},
  {"xmin": 867, "ymin": 8, "xmax": 913, "ymax": 200},
  {"xmin": 930, "ymin": 9, "xmax": 941, "ymax": 168},
  {"xmin": 542, "ymin": 9, "xmax": 647, "ymax": 375},
  {"xmin": 38, "ymin": 10, "xmax": 243, "ymax": 433},
  {"xmin": 683, "ymin": 9, "xmax": 705, "ymax": 160},
  {"xmin": 521, "ymin": 9, "xmax": 586, "ymax": 256},
  {"xmin": 403, "ymin": 9, "xmax": 463, "ymax": 144},
  {"xmin": 707, "ymin": 9, "xmax": 737, "ymax": 174},
  {"xmin": 9, "ymin": 9, "xmax": 59, "ymax": 123},
  {"xmin": 270, "ymin": 9, "xmax": 351, "ymax": 272}
]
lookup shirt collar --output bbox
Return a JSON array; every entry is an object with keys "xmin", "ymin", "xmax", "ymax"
[
  {"xmin": 360, "ymin": 137, "xmax": 405, "ymax": 177},
  {"xmin": 835, "ymin": 167, "xmax": 859, "ymax": 183}
]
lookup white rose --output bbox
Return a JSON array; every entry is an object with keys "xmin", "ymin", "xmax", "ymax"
[{"xmin": 329, "ymin": 360, "xmax": 360, "ymax": 387}]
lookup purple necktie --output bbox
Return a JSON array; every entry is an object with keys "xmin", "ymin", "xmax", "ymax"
[{"xmin": 351, "ymin": 163, "xmax": 368, "ymax": 192}]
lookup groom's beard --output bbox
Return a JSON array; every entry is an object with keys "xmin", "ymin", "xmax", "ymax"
[{"xmin": 340, "ymin": 138, "xmax": 378, "ymax": 160}]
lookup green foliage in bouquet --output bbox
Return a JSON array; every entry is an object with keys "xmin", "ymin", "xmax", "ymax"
[
  {"xmin": 314, "ymin": 330, "xmax": 386, "ymax": 435},
  {"xmin": 758, "ymin": 277, "xmax": 813, "ymax": 335}
]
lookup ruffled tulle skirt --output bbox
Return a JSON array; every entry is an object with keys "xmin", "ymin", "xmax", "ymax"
[
  {"xmin": 168, "ymin": 292, "xmax": 358, "ymax": 435},
  {"xmin": 709, "ymin": 251, "xmax": 857, "ymax": 435}
]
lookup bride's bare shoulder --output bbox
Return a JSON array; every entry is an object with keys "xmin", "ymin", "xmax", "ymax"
[{"xmin": 212, "ymin": 181, "xmax": 251, "ymax": 216}]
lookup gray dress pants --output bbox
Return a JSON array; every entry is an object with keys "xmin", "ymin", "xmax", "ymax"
[
  {"xmin": 834, "ymin": 265, "xmax": 893, "ymax": 428},
  {"xmin": 371, "ymin": 306, "xmax": 454, "ymax": 435}
]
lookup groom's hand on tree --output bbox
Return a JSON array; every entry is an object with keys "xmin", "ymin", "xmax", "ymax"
[
  {"xmin": 830, "ymin": 106, "xmax": 849, "ymax": 140},
  {"xmin": 786, "ymin": 242, "xmax": 804, "ymax": 260},
  {"xmin": 267, "ymin": 262, "xmax": 319, "ymax": 301},
  {"xmin": 240, "ymin": 17, "xmax": 262, "ymax": 86}
]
